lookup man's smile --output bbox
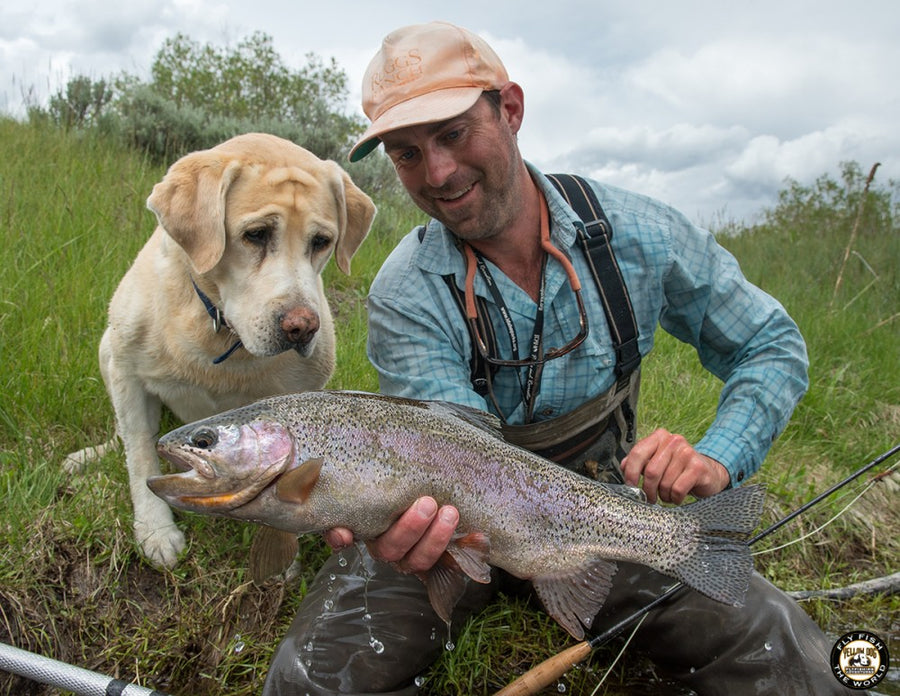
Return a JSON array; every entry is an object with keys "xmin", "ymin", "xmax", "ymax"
[{"xmin": 436, "ymin": 184, "xmax": 473, "ymax": 202}]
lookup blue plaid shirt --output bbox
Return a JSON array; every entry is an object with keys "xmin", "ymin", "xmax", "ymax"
[{"xmin": 367, "ymin": 164, "xmax": 809, "ymax": 485}]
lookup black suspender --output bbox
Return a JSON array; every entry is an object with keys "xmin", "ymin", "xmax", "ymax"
[
  {"xmin": 427, "ymin": 173, "xmax": 641, "ymax": 395},
  {"xmin": 545, "ymin": 174, "xmax": 642, "ymax": 381},
  {"xmin": 442, "ymin": 271, "xmax": 497, "ymax": 395}
]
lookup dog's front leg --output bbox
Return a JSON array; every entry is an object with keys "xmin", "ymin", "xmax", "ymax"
[{"xmin": 109, "ymin": 366, "xmax": 187, "ymax": 568}]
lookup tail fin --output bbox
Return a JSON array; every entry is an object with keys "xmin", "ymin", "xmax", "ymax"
[{"xmin": 672, "ymin": 484, "xmax": 766, "ymax": 606}]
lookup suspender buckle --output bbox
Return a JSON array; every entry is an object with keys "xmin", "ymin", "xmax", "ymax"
[
  {"xmin": 614, "ymin": 337, "xmax": 642, "ymax": 379},
  {"xmin": 582, "ymin": 218, "xmax": 610, "ymax": 239}
]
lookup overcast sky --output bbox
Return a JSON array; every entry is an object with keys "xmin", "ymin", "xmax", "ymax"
[{"xmin": 2, "ymin": 0, "xmax": 898, "ymax": 226}]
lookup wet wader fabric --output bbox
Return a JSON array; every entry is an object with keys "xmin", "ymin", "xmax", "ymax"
[
  {"xmin": 263, "ymin": 545, "xmax": 854, "ymax": 695},
  {"xmin": 262, "ymin": 545, "xmax": 496, "ymax": 695}
]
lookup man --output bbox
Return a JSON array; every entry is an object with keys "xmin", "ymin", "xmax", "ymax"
[{"xmin": 264, "ymin": 21, "xmax": 852, "ymax": 695}]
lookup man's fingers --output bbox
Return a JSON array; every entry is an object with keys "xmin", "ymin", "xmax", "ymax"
[
  {"xmin": 324, "ymin": 527, "xmax": 354, "ymax": 551},
  {"xmin": 622, "ymin": 429, "xmax": 721, "ymax": 504},
  {"xmin": 620, "ymin": 432, "xmax": 657, "ymax": 487},
  {"xmin": 654, "ymin": 435, "xmax": 694, "ymax": 503},
  {"xmin": 623, "ymin": 429, "xmax": 680, "ymax": 502},
  {"xmin": 397, "ymin": 505, "xmax": 459, "ymax": 575},
  {"xmin": 362, "ymin": 497, "xmax": 460, "ymax": 576},
  {"xmin": 326, "ymin": 497, "xmax": 460, "ymax": 576},
  {"xmin": 368, "ymin": 497, "xmax": 439, "ymax": 563}
]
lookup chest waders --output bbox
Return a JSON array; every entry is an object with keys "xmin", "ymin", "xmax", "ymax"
[
  {"xmin": 262, "ymin": 176, "xmax": 852, "ymax": 696},
  {"xmin": 440, "ymin": 174, "xmax": 642, "ymax": 481}
]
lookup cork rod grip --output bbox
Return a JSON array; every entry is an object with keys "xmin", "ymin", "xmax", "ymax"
[{"xmin": 493, "ymin": 641, "xmax": 592, "ymax": 696}]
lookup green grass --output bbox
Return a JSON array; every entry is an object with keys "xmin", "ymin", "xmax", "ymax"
[{"xmin": 1, "ymin": 119, "xmax": 897, "ymax": 695}]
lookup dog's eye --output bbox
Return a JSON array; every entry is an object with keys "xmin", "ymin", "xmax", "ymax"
[
  {"xmin": 190, "ymin": 428, "xmax": 218, "ymax": 449},
  {"xmin": 310, "ymin": 234, "xmax": 332, "ymax": 253},
  {"xmin": 244, "ymin": 228, "xmax": 270, "ymax": 246}
]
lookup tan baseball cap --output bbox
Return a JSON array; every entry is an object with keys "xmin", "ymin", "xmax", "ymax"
[{"xmin": 348, "ymin": 22, "xmax": 509, "ymax": 162}]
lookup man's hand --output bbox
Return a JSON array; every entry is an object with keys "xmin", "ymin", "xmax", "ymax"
[
  {"xmin": 621, "ymin": 428, "xmax": 730, "ymax": 504},
  {"xmin": 323, "ymin": 496, "xmax": 459, "ymax": 574}
]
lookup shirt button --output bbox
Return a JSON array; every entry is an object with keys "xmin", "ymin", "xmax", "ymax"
[
  {"xmin": 541, "ymin": 408, "xmax": 554, "ymax": 416},
  {"xmin": 736, "ymin": 471, "xmax": 745, "ymax": 482}
]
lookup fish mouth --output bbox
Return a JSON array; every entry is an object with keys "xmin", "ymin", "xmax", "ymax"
[
  {"xmin": 149, "ymin": 442, "xmax": 293, "ymax": 512},
  {"xmin": 156, "ymin": 445, "xmax": 200, "ymax": 474},
  {"xmin": 147, "ymin": 469, "xmax": 251, "ymax": 511}
]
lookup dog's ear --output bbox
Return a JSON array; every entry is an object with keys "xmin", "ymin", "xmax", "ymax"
[
  {"xmin": 327, "ymin": 162, "xmax": 376, "ymax": 275},
  {"xmin": 147, "ymin": 153, "xmax": 243, "ymax": 274}
]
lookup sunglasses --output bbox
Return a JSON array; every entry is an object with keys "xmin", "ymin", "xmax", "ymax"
[{"xmin": 461, "ymin": 200, "xmax": 589, "ymax": 368}]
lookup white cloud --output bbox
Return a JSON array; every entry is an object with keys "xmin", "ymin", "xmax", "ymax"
[
  {"xmin": 627, "ymin": 37, "xmax": 896, "ymax": 135},
  {"xmin": 726, "ymin": 121, "xmax": 891, "ymax": 190},
  {"xmin": 580, "ymin": 123, "xmax": 749, "ymax": 169}
]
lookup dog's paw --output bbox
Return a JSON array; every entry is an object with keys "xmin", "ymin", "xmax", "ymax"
[
  {"xmin": 62, "ymin": 450, "xmax": 88, "ymax": 474},
  {"xmin": 63, "ymin": 439, "xmax": 118, "ymax": 474},
  {"xmin": 135, "ymin": 521, "xmax": 187, "ymax": 569}
]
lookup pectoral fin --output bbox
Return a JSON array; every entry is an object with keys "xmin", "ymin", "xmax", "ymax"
[
  {"xmin": 275, "ymin": 457, "xmax": 324, "ymax": 504},
  {"xmin": 445, "ymin": 532, "xmax": 492, "ymax": 583},
  {"xmin": 249, "ymin": 526, "xmax": 300, "ymax": 585},
  {"xmin": 531, "ymin": 559, "xmax": 618, "ymax": 640}
]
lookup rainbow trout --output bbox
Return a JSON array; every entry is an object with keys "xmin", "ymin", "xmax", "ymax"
[{"xmin": 149, "ymin": 390, "xmax": 764, "ymax": 639}]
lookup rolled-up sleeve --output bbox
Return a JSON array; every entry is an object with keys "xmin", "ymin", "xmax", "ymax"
[{"xmin": 655, "ymin": 208, "xmax": 809, "ymax": 484}]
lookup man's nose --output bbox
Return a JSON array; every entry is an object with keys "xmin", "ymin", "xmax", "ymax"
[{"xmin": 422, "ymin": 146, "xmax": 456, "ymax": 188}]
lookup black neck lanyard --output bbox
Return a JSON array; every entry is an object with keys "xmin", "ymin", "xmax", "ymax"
[{"xmin": 470, "ymin": 249, "xmax": 548, "ymax": 422}]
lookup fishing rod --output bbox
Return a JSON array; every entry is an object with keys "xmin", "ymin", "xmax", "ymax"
[
  {"xmin": 0, "ymin": 641, "xmax": 170, "ymax": 696},
  {"xmin": 494, "ymin": 441, "xmax": 900, "ymax": 696}
]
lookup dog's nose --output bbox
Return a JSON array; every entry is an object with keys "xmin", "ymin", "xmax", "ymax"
[{"xmin": 281, "ymin": 308, "xmax": 320, "ymax": 345}]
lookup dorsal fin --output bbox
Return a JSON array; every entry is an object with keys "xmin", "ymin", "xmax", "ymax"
[
  {"xmin": 323, "ymin": 390, "xmax": 505, "ymax": 440},
  {"xmin": 422, "ymin": 401, "xmax": 504, "ymax": 440},
  {"xmin": 274, "ymin": 457, "xmax": 324, "ymax": 503}
]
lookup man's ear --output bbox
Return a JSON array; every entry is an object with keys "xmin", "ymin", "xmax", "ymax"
[{"xmin": 499, "ymin": 81, "xmax": 525, "ymax": 135}]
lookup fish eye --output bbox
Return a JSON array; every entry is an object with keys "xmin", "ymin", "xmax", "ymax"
[{"xmin": 190, "ymin": 428, "xmax": 218, "ymax": 449}]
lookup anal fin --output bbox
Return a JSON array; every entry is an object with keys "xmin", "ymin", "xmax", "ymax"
[{"xmin": 531, "ymin": 559, "xmax": 617, "ymax": 640}]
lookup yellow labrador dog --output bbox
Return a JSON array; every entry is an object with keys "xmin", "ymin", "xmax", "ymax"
[{"xmin": 65, "ymin": 133, "xmax": 376, "ymax": 568}]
